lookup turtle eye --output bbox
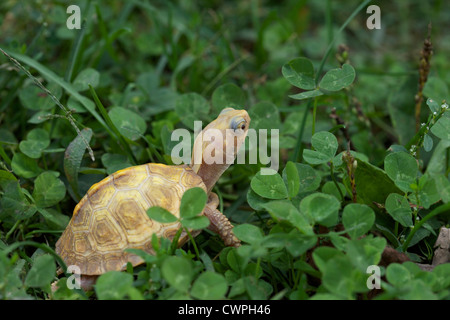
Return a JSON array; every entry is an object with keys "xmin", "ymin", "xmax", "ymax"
[{"xmin": 231, "ymin": 118, "xmax": 246, "ymax": 132}]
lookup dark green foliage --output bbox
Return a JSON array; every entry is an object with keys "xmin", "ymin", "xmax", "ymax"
[{"xmin": 0, "ymin": 1, "xmax": 449, "ymax": 301}]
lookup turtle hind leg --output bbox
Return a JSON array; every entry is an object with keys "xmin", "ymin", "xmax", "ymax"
[
  {"xmin": 204, "ymin": 206, "xmax": 241, "ymax": 247},
  {"xmin": 51, "ymin": 274, "xmax": 98, "ymax": 292},
  {"xmin": 80, "ymin": 275, "xmax": 98, "ymax": 291}
]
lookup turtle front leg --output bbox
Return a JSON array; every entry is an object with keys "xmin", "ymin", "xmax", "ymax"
[{"xmin": 204, "ymin": 206, "xmax": 241, "ymax": 247}]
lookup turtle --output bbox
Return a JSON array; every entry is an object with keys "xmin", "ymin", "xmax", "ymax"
[{"xmin": 55, "ymin": 108, "xmax": 250, "ymax": 290}]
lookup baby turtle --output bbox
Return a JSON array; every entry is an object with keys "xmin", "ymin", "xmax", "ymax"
[{"xmin": 55, "ymin": 108, "xmax": 250, "ymax": 290}]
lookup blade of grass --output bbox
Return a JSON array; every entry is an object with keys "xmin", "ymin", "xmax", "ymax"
[
  {"xmin": 0, "ymin": 143, "xmax": 12, "ymax": 166},
  {"xmin": 316, "ymin": 0, "xmax": 371, "ymax": 83},
  {"xmin": 224, "ymin": 186, "xmax": 249, "ymax": 216},
  {"xmin": 291, "ymin": 100, "xmax": 311, "ymax": 162},
  {"xmin": 3, "ymin": 49, "xmax": 108, "ymax": 131},
  {"xmin": 0, "ymin": 74, "xmax": 26, "ymax": 112},
  {"xmin": 184, "ymin": 227, "xmax": 200, "ymax": 260},
  {"xmin": 311, "ymin": 96, "xmax": 319, "ymax": 135},
  {"xmin": 64, "ymin": 19, "xmax": 88, "ymax": 83},
  {"xmin": 89, "ymin": 85, "xmax": 137, "ymax": 165},
  {"xmin": 0, "ymin": 15, "xmax": 46, "ymax": 101},
  {"xmin": 201, "ymin": 54, "xmax": 250, "ymax": 97},
  {"xmin": 0, "ymin": 48, "xmax": 96, "ymax": 161},
  {"xmin": 402, "ymin": 202, "xmax": 450, "ymax": 252},
  {"xmin": 117, "ymin": 1, "xmax": 136, "ymax": 25},
  {"xmin": 325, "ymin": 0, "xmax": 334, "ymax": 63},
  {"xmin": 88, "ymin": 26, "xmax": 131, "ymax": 69},
  {"xmin": 291, "ymin": 0, "xmax": 371, "ymax": 161},
  {"xmin": 117, "ymin": 127, "xmax": 165, "ymax": 164},
  {"xmin": 4, "ymin": 241, "xmax": 68, "ymax": 274},
  {"xmin": 25, "ymin": 23, "xmax": 46, "ymax": 54},
  {"xmin": 64, "ymin": 0, "xmax": 92, "ymax": 82},
  {"xmin": 94, "ymin": 3, "xmax": 120, "ymax": 62},
  {"xmin": 24, "ymin": 230, "xmax": 63, "ymax": 238},
  {"xmin": 139, "ymin": 133, "xmax": 165, "ymax": 163}
]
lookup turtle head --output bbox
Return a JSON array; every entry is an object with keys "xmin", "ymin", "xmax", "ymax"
[{"xmin": 191, "ymin": 108, "xmax": 250, "ymax": 194}]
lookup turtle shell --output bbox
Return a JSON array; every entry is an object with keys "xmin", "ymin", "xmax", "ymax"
[{"xmin": 55, "ymin": 163, "xmax": 206, "ymax": 275}]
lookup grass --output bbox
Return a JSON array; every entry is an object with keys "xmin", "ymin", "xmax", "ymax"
[{"xmin": 0, "ymin": 0, "xmax": 449, "ymax": 300}]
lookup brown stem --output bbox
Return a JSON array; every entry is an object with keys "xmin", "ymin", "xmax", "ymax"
[
  {"xmin": 330, "ymin": 107, "xmax": 356, "ymax": 151},
  {"xmin": 415, "ymin": 23, "xmax": 433, "ymax": 132},
  {"xmin": 342, "ymin": 144, "xmax": 357, "ymax": 203}
]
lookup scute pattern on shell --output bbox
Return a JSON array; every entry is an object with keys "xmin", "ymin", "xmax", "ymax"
[{"xmin": 55, "ymin": 163, "xmax": 206, "ymax": 275}]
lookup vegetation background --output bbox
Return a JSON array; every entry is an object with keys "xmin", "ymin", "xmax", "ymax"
[{"xmin": 0, "ymin": 0, "xmax": 449, "ymax": 300}]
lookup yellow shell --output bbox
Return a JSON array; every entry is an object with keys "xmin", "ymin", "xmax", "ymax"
[{"xmin": 55, "ymin": 163, "xmax": 206, "ymax": 275}]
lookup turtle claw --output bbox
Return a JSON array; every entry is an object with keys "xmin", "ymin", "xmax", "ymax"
[{"xmin": 204, "ymin": 206, "xmax": 241, "ymax": 247}]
